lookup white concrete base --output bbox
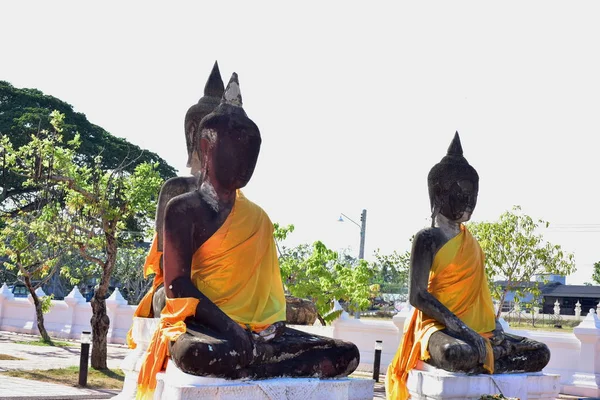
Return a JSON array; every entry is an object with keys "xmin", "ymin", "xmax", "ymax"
[
  {"xmin": 154, "ymin": 361, "xmax": 374, "ymax": 400},
  {"xmin": 562, "ymin": 372, "xmax": 600, "ymax": 398},
  {"xmin": 406, "ymin": 362, "xmax": 560, "ymax": 400},
  {"xmin": 113, "ymin": 317, "xmax": 161, "ymax": 400}
]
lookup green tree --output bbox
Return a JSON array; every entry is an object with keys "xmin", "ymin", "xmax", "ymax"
[
  {"xmin": 371, "ymin": 249, "xmax": 410, "ymax": 295},
  {"xmin": 0, "ymin": 81, "xmax": 175, "ymax": 216},
  {"xmin": 591, "ymin": 261, "xmax": 600, "ymax": 285},
  {"xmin": 274, "ymin": 223, "xmax": 375, "ymax": 322},
  {"xmin": 1, "ymin": 111, "xmax": 162, "ymax": 368},
  {"xmin": 0, "ymin": 208, "xmax": 64, "ymax": 342},
  {"xmin": 111, "ymin": 246, "xmax": 152, "ymax": 305},
  {"xmin": 468, "ymin": 206, "xmax": 576, "ymax": 318}
]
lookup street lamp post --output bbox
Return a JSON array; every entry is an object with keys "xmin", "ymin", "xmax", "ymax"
[
  {"xmin": 339, "ymin": 209, "xmax": 368, "ymax": 319},
  {"xmin": 339, "ymin": 209, "xmax": 367, "ymax": 260}
]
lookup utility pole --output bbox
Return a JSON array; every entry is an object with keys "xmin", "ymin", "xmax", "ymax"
[{"xmin": 359, "ymin": 209, "xmax": 367, "ymax": 260}]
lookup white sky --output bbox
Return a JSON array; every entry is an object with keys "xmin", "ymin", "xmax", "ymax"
[{"xmin": 1, "ymin": 1, "xmax": 599, "ymax": 284}]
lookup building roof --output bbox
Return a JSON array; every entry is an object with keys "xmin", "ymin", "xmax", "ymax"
[{"xmin": 542, "ymin": 284, "xmax": 600, "ymax": 299}]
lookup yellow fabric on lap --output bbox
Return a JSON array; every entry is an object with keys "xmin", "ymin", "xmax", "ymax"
[{"xmin": 386, "ymin": 225, "xmax": 496, "ymax": 400}]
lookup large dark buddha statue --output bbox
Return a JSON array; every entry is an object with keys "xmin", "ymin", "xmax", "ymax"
[
  {"xmin": 126, "ymin": 62, "xmax": 224, "ymax": 351},
  {"xmin": 136, "ymin": 73, "xmax": 359, "ymax": 399},
  {"xmin": 386, "ymin": 133, "xmax": 550, "ymax": 400},
  {"xmin": 148, "ymin": 61, "xmax": 224, "ymax": 317}
]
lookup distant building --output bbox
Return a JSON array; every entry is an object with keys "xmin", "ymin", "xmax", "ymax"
[
  {"xmin": 494, "ymin": 275, "xmax": 600, "ymax": 316},
  {"xmin": 542, "ymin": 284, "xmax": 600, "ymax": 316},
  {"xmin": 494, "ymin": 280, "xmax": 538, "ymax": 312}
]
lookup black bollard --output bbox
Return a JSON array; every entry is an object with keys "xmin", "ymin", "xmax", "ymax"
[
  {"xmin": 373, "ymin": 340, "xmax": 383, "ymax": 382},
  {"xmin": 79, "ymin": 331, "xmax": 91, "ymax": 387}
]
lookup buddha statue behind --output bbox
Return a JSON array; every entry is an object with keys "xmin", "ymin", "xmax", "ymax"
[
  {"xmin": 386, "ymin": 133, "xmax": 550, "ymax": 400},
  {"xmin": 135, "ymin": 73, "xmax": 359, "ymax": 399}
]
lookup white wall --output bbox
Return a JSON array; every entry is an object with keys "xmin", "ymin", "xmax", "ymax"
[
  {"xmin": 3, "ymin": 282, "xmax": 600, "ymax": 396},
  {"xmin": 0, "ymin": 283, "xmax": 132, "ymax": 344}
]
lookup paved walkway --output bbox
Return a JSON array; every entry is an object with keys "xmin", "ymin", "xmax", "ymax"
[
  {"xmin": 0, "ymin": 331, "xmax": 581, "ymax": 400},
  {"xmin": 0, "ymin": 331, "xmax": 125, "ymax": 399}
]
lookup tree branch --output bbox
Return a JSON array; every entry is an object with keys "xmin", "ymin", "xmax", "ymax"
[
  {"xmin": 49, "ymin": 175, "xmax": 98, "ymax": 202},
  {"xmin": 77, "ymin": 246, "xmax": 105, "ymax": 269}
]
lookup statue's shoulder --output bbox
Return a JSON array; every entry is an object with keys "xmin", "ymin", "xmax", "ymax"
[
  {"xmin": 159, "ymin": 176, "xmax": 196, "ymax": 200},
  {"xmin": 163, "ymin": 190, "xmax": 203, "ymax": 224},
  {"xmin": 412, "ymin": 227, "xmax": 447, "ymax": 255}
]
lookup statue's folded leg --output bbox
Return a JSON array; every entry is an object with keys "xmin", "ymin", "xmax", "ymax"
[
  {"xmin": 169, "ymin": 322, "xmax": 248, "ymax": 378},
  {"xmin": 426, "ymin": 330, "xmax": 485, "ymax": 373},
  {"xmin": 237, "ymin": 327, "xmax": 360, "ymax": 379},
  {"xmin": 493, "ymin": 333, "xmax": 550, "ymax": 374},
  {"xmin": 427, "ymin": 330, "xmax": 551, "ymax": 374},
  {"xmin": 169, "ymin": 324, "xmax": 359, "ymax": 380}
]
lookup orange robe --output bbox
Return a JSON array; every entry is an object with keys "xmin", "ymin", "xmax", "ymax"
[
  {"xmin": 126, "ymin": 234, "xmax": 163, "ymax": 349},
  {"xmin": 386, "ymin": 225, "xmax": 496, "ymax": 400},
  {"xmin": 136, "ymin": 191, "xmax": 286, "ymax": 400}
]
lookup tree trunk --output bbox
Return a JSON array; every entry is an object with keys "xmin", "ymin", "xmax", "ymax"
[
  {"xmin": 496, "ymin": 288, "xmax": 508, "ymax": 319},
  {"xmin": 23, "ymin": 275, "xmax": 52, "ymax": 343},
  {"xmin": 90, "ymin": 230, "xmax": 118, "ymax": 370},
  {"xmin": 90, "ymin": 293, "xmax": 109, "ymax": 369}
]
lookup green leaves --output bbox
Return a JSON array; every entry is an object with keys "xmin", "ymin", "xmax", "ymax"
[
  {"xmin": 591, "ymin": 261, "xmax": 600, "ymax": 285},
  {"xmin": 274, "ymin": 224, "xmax": 375, "ymax": 320},
  {"xmin": 371, "ymin": 249, "xmax": 410, "ymax": 295},
  {"xmin": 468, "ymin": 205, "xmax": 576, "ymax": 317}
]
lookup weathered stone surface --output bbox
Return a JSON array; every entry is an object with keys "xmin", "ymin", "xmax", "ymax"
[{"xmin": 285, "ymin": 295, "xmax": 317, "ymax": 325}]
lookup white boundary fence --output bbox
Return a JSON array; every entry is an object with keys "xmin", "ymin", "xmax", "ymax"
[{"xmin": 1, "ymin": 283, "xmax": 600, "ymax": 397}]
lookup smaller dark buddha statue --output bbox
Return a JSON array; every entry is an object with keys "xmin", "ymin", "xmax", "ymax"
[
  {"xmin": 386, "ymin": 133, "xmax": 550, "ymax": 400},
  {"xmin": 136, "ymin": 73, "xmax": 359, "ymax": 399}
]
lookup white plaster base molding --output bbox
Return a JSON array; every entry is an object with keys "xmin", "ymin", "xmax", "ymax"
[
  {"xmin": 114, "ymin": 317, "xmax": 160, "ymax": 400},
  {"xmin": 562, "ymin": 372, "xmax": 600, "ymax": 398},
  {"xmin": 406, "ymin": 362, "xmax": 560, "ymax": 400},
  {"xmin": 153, "ymin": 361, "xmax": 374, "ymax": 400}
]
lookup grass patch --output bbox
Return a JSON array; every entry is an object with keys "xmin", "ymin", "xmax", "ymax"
[
  {"xmin": 505, "ymin": 322, "xmax": 575, "ymax": 333},
  {"xmin": 14, "ymin": 339, "xmax": 75, "ymax": 347},
  {"xmin": 0, "ymin": 354, "xmax": 24, "ymax": 360},
  {"xmin": 1, "ymin": 366, "xmax": 125, "ymax": 389}
]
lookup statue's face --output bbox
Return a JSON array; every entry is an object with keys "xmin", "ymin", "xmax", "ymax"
[
  {"xmin": 438, "ymin": 179, "xmax": 478, "ymax": 222},
  {"xmin": 217, "ymin": 129, "xmax": 261, "ymax": 190},
  {"xmin": 205, "ymin": 128, "xmax": 261, "ymax": 190}
]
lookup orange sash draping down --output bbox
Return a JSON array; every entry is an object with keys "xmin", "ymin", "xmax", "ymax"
[
  {"xmin": 386, "ymin": 225, "xmax": 496, "ymax": 400},
  {"xmin": 135, "ymin": 190, "xmax": 286, "ymax": 399},
  {"xmin": 126, "ymin": 233, "xmax": 164, "ymax": 349},
  {"xmin": 135, "ymin": 297, "xmax": 199, "ymax": 400}
]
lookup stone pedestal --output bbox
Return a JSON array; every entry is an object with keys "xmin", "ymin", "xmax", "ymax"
[
  {"xmin": 116, "ymin": 317, "xmax": 374, "ymax": 400},
  {"xmin": 154, "ymin": 361, "xmax": 374, "ymax": 400},
  {"xmin": 405, "ymin": 362, "xmax": 560, "ymax": 400},
  {"xmin": 114, "ymin": 317, "xmax": 160, "ymax": 400}
]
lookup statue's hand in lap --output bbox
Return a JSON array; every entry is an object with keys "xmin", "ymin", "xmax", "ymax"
[
  {"xmin": 229, "ymin": 324, "xmax": 254, "ymax": 365},
  {"xmin": 252, "ymin": 321, "xmax": 285, "ymax": 343},
  {"xmin": 458, "ymin": 325, "xmax": 488, "ymax": 365}
]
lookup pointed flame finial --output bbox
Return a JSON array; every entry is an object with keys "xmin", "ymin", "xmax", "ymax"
[
  {"xmin": 447, "ymin": 131, "xmax": 463, "ymax": 156},
  {"xmin": 222, "ymin": 72, "xmax": 243, "ymax": 107},
  {"xmin": 204, "ymin": 60, "xmax": 225, "ymax": 98}
]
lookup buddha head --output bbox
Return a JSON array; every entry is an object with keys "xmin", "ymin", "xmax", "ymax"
[
  {"xmin": 195, "ymin": 72, "xmax": 261, "ymax": 191},
  {"xmin": 427, "ymin": 132, "xmax": 479, "ymax": 223},
  {"xmin": 184, "ymin": 61, "xmax": 225, "ymax": 175}
]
